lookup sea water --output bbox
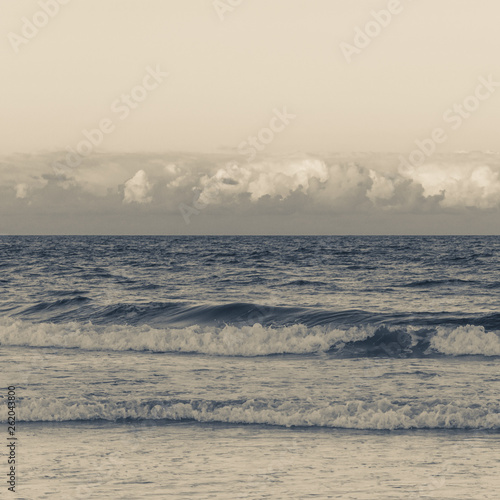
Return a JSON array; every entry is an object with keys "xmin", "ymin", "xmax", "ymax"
[{"xmin": 0, "ymin": 236, "xmax": 499, "ymax": 498}]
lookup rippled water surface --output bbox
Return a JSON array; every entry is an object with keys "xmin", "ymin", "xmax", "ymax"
[{"xmin": 1, "ymin": 236, "xmax": 499, "ymax": 498}]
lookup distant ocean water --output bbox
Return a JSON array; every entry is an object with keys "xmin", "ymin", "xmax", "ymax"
[
  {"xmin": 1, "ymin": 236, "xmax": 499, "ymax": 498},
  {"xmin": 1, "ymin": 235, "xmax": 500, "ymax": 427}
]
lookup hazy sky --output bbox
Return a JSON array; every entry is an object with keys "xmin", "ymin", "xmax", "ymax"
[{"xmin": 1, "ymin": 1, "xmax": 500, "ymax": 234}]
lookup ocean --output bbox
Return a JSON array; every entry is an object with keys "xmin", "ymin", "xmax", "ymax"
[{"xmin": 1, "ymin": 235, "xmax": 499, "ymax": 499}]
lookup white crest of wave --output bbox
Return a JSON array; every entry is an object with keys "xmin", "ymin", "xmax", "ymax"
[
  {"xmin": 431, "ymin": 325, "xmax": 500, "ymax": 356},
  {"xmin": 2, "ymin": 318, "xmax": 499, "ymax": 357},
  {"xmin": 12, "ymin": 397, "xmax": 500, "ymax": 430},
  {"xmin": 0, "ymin": 317, "xmax": 369, "ymax": 356}
]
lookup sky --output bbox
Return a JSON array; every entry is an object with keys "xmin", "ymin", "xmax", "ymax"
[{"xmin": 1, "ymin": 0, "xmax": 500, "ymax": 234}]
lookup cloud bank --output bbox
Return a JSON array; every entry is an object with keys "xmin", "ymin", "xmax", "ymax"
[{"xmin": 1, "ymin": 151, "xmax": 500, "ymax": 234}]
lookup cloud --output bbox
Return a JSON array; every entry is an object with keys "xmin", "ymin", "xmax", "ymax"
[
  {"xmin": 366, "ymin": 170, "xmax": 395, "ymax": 203},
  {"xmin": 399, "ymin": 163, "xmax": 500, "ymax": 209},
  {"xmin": 123, "ymin": 170, "xmax": 153, "ymax": 204},
  {"xmin": 15, "ymin": 183, "xmax": 29, "ymax": 199},
  {"xmin": 1, "ymin": 150, "xmax": 500, "ymax": 234},
  {"xmin": 197, "ymin": 159, "xmax": 329, "ymax": 205}
]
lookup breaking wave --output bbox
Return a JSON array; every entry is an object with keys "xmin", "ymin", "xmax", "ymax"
[
  {"xmin": 1, "ymin": 317, "xmax": 499, "ymax": 357},
  {"xmin": 7, "ymin": 397, "xmax": 500, "ymax": 430}
]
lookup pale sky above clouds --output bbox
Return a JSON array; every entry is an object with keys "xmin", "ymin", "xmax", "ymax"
[{"xmin": 1, "ymin": 0, "xmax": 500, "ymax": 234}]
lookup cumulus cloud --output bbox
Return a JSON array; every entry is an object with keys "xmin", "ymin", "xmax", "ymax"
[
  {"xmin": 15, "ymin": 183, "xmax": 29, "ymax": 199},
  {"xmin": 123, "ymin": 170, "xmax": 153, "ymax": 204},
  {"xmin": 366, "ymin": 170, "xmax": 395, "ymax": 203},
  {"xmin": 196, "ymin": 159, "xmax": 328, "ymax": 205},
  {"xmin": 1, "ymin": 150, "xmax": 500, "ymax": 234},
  {"xmin": 400, "ymin": 163, "xmax": 500, "ymax": 209}
]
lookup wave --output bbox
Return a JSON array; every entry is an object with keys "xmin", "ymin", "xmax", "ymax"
[
  {"xmin": 46, "ymin": 290, "xmax": 89, "ymax": 297},
  {"xmin": 271, "ymin": 280, "xmax": 330, "ymax": 287},
  {"xmin": 6, "ymin": 397, "xmax": 499, "ymax": 430},
  {"xmin": 429, "ymin": 325, "xmax": 500, "ymax": 356},
  {"xmin": 398, "ymin": 279, "xmax": 477, "ymax": 288},
  {"xmin": 12, "ymin": 298, "xmax": 500, "ymax": 331},
  {"xmin": 1, "ymin": 317, "xmax": 499, "ymax": 357},
  {"xmin": 20, "ymin": 296, "xmax": 91, "ymax": 314}
]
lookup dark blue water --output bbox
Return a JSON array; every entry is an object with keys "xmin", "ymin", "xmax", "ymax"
[
  {"xmin": 1, "ymin": 235, "xmax": 499, "ymax": 357},
  {"xmin": 1, "ymin": 236, "xmax": 499, "ymax": 431}
]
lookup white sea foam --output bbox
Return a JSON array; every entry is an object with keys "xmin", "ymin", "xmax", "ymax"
[
  {"xmin": 1, "ymin": 317, "xmax": 499, "ymax": 357},
  {"xmin": 12, "ymin": 397, "xmax": 500, "ymax": 430},
  {"xmin": 0, "ymin": 317, "xmax": 370, "ymax": 355},
  {"xmin": 431, "ymin": 325, "xmax": 500, "ymax": 356}
]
